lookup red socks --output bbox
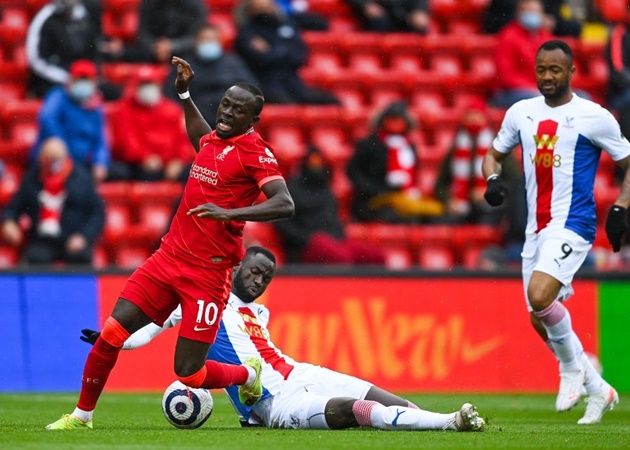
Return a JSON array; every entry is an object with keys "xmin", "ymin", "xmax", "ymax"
[
  {"xmin": 77, "ymin": 339, "xmax": 121, "ymax": 411},
  {"xmin": 191, "ymin": 360, "xmax": 250, "ymax": 389}
]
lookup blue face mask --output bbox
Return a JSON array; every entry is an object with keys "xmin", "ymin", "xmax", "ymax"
[
  {"xmin": 69, "ymin": 79, "xmax": 96, "ymax": 102},
  {"xmin": 196, "ymin": 41, "xmax": 223, "ymax": 62},
  {"xmin": 519, "ymin": 11, "xmax": 543, "ymax": 30}
]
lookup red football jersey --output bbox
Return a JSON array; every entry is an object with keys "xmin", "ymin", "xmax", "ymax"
[{"xmin": 160, "ymin": 128, "xmax": 284, "ymax": 268}]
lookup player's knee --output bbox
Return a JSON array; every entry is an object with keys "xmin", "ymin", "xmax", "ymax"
[
  {"xmin": 527, "ymin": 286, "xmax": 554, "ymax": 311},
  {"xmin": 100, "ymin": 317, "xmax": 131, "ymax": 348},
  {"xmin": 324, "ymin": 398, "xmax": 359, "ymax": 430},
  {"xmin": 177, "ymin": 365, "xmax": 207, "ymax": 388}
]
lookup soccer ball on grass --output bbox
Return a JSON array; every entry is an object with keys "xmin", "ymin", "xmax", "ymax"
[{"xmin": 162, "ymin": 380, "xmax": 213, "ymax": 429}]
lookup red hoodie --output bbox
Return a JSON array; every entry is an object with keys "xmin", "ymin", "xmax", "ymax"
[
  {"xmin": 495, "ymin": 20, "xmax": 553, "ymax": 91},
  {"xmin": 110, "ymin": 79, "xmax": 194, "ymax": 166}
]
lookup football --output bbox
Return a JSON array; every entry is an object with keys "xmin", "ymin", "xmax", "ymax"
[{"xmin": 161, "ymin": 380, "xmax": 214, "ymax": 429}]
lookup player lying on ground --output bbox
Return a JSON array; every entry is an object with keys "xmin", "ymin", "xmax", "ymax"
[{"xmin": 82, "ymin": 246, "xmax": 485, "ymax": 431}]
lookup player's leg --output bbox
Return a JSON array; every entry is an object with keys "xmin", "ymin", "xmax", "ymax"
[
  {"xmin": 526, "ymin": 231, "xmax": 593, "ymax": 412},
  {"xmin": 323, "ymin": 398, "xmax": 484, "ymax": 431},
  {"xmin": 173, "ymin": 336, "xmax": 257, "ymax": 391},
  {"xmin": 364, "ymin": 386, "xmax": 419, "ymax": 409},
  {"xmin": 46, "ymin": 298, "xmax": 153, "ymax": 430},
  {"xmin": 175, "ymin": 265, "xmax": 262, "ymax": 405}
]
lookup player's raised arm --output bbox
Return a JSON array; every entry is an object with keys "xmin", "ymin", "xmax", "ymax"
[{"xmin": 172, "ymin": 56, "xmax": 212, "ymax": 152}]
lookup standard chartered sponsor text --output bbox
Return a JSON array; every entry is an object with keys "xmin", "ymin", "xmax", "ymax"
[{"xmin": 191, "ymin": 164, "xmax": 218, "ymax": 185}]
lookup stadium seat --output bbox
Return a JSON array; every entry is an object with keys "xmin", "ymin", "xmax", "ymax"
[
  {"xmin": 132, "ymin": 181, "xmax": 182, "ymax": 206},
  {"xmin": 137, "ymin": 202, "xmax": 173, "ymax": 241},
  {"xmin": 102, "ymin": 63, "xmax": 168, "ymax": 85},
  {"xmin": 102, "ymin": 9, "xmax": 139, "ymax": 42},
  {"xmin": 347, "ymin": 53, "xmax": 385, "ymax": 76},
  {"xmin": 305, "ymin": 51, "xmax": 344, "ymax": 76},
  {"xmin": 92, "ymin": 243, "xmax": 110, "ymax": 269},
  {"xmin": 0, "ymin": 82, "xmax": 26, "ymax": 103},
  {"xmin": 0, "ymin": 245, "xmax": 18, "ymax": 268},
  {"xmin": 113, "ymin": 244, "xmax": 152, "ymax": 269},
  {"xmin": 310, "ymin": 125, "xmax": 352, "ymax": 163},
  {"xmin": 98, "ymin": 181, "xmax": 133, "ymax": 204},
  {"xmin": 418, "ymin": 245, "xmax": 455, "ymax": 270},
  {"xmin": 389, "ymin": 53, "xmax": 423, "ymax": 74},
  {"xmin": 0, "ymin": 8, "xmax": 29, "ymax": 48},
  {"xmin": 0, "ymin": 162, "xmax": 22, "ymax": 205},
  {"xmin": 0, "ymin": 141, "xmax": 28, "ymax": 167},
  {"xmin": 210, "ymin": 12, "xmax": 236, "ymax": 49},
  {"xmin": 266, "ymin": 125, "xmax": 307, "ymax": 166},
  {"xmin": 103, "ymin": 202, "xmax": 134, "ymax": 243},
  {"xmin": 382, "ymin": 247, "xmax": 413, "ymax": 270}
]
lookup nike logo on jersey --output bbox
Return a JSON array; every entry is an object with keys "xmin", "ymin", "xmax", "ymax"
[
  {"xmin": 194, "ymin": 325, "xmax": 213, "ymax": 332},
  {"xmin": 216, "ymin": 145, "xmax": 235, "ymax": 161},
  {"xmin": 527, "ymin": 116, "xmax": 535, "ymax": 123},
  {"xmin": 391, "ymin": 409, "xmax": 406, "ymax": 426}
]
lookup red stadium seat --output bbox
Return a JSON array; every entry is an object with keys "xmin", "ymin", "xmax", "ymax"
[
  {"xmin": 210, "ymin": 12, "xmax": 237, "ymax": 49},
  {"xmin": 383, "ymin": 247, "xmax": 413, "ymax": 270},
  {"xmin": 418, "ymin": 245, "xmax": 455, "ymax": 270},
  {"xmin": 103, "ymin": 202, "xmax": 134, "ymax": 243},
  {"xmin": 0, "ymin": 162, "xmax": 22, "ymax": 205},
  {"xmin": 0, "ymin": 141, "xmax": 29, "ymax": 167},
  {"xmin": 92, "ymin": 243, "xmax": 110, "ymax": 269},
  {"xmin": 389, "ymin": 53, "xmax": 423, "ymax": 73},
  {"xmin": 113, "ymin": 245, "xmax": 152, "ymax": 269},
  {"xmin": 98, "ymin": 181, "xmax": 133, "ymax": 204},
  {"xmin": 102, "ymin": 9, "xmax": 139, "ymax": 41},
  {"xmin": 137, "ymin": 202, "xmax": 173, "ymax": 241},
  {"xmin": 0, "ymin": 8, "xmax": 29, "ymax": 48},
  {"xmin": 0, "ymin": 245, "xmax": 19, "ymax": 268},
  {"xmin": 0, "ymin": 82, "xmax": 26, "ymax": 103},
  {"xmin": 266, "ymin": 125, "xmax": 307, "ymax": 166},
  {"xmin": 310, "ymin": 125, "xmax": 352, "ymax": 163},
  {"xmin": 132, "ymin": 181, "xmax": 182, "ymax": 206},
  {"xmin": 347, "ymin": 53, "xmax": 385, "ymax": 76}
]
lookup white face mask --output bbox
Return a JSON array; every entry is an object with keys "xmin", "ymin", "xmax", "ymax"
[
  {"xmin": 136, "ymin": 83, "xmax": 161, "ymax": 106},
  {"xmin": 196, "ymin": 41, "xmax": 223, "ymax": 61},
  {"xmin": 69, "ymin": 79, "xmax": 96, "ymax": 102}
]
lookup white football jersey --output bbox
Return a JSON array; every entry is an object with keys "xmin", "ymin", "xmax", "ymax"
[
  {"xmin": 208, "ymin": 293, "xmax": 301, "ymax": 423},
  {"xmin": 493, "ymin": 94, "xmax": 630, "ymax": 242}
]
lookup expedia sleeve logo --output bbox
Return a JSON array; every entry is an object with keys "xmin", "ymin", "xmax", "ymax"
[{"xmin": 258, "ymin": 147, "xmax": 278, "ymax": 165}]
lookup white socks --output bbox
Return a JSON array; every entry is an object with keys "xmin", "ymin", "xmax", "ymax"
[
  {"xmin": 535, "ymin": 302, "xmax": 580, "ymax": 372},
  {"xmin": 72, "ymin": 407, "xmax": 93, "ymax": 422},
  {"xmin": 367, "ymin": 403, "xmax": 455, "ymax": 431}
]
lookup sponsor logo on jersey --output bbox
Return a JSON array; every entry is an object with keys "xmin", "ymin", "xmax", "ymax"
[
  {"xmin": 216, "ymin": 145, "xmax": 235, "ymax": 161},
  {"xmin": 190, "ymin": 164, "xmax": 219, "ymax": 185},
  {"xmin": 259, "ymin": 147, "xmax": 278, "ymax": 165}
]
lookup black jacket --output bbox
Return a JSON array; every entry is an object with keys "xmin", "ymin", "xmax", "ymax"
[
  {"xmin": 346, "ymin": 133, "xmax": 418, "ymax": 221},
  {"xmin": 1, "ymin": 164, "xmax": 105, "ymax": 243}
]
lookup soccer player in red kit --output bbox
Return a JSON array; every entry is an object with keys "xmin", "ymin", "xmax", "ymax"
[{"xmin": 46, "ymin": 56, "xmax": 295, "ymax": 430}]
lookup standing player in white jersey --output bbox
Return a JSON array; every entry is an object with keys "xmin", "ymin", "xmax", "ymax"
[
  {"xmin": 482, "ymin": 40, "xmax": 630, "ymax": 424},
  {"xmin": 81, "ymin": 246, "xmax": 485, "ymax": 432}
]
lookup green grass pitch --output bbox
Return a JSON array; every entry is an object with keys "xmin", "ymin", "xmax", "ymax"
[{"xmin": 1, "ymin": 393, "xmax": 629, "ymax": 449}]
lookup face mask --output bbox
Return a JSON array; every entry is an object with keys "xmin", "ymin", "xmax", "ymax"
[
  {"xmin": 519, "ymin": 11, "xmax": 543, "ymax": 30},
  {"xmin": 69, "ymin": 79, "xmax": 96, "ymax": 102},
  {"xmin": 196, "ymin": 41, "xmax": 223, "ymax": 62},
  {"xmin": 136, "ymin": 83, "xmax": 161, "ymax": 106}
]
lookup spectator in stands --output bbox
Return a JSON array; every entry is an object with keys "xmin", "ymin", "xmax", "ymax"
[
  {"xmin": 491, "ymin": 0, "xmax": 553, "ymax": 108},
  {"xmin": 164, "ymin": 24, "xmax": 258, "ymax": 127},
  {"xmin": 483, "ymin": 0, "xmax": 582, "ymax": 37},
  {"xmin": 344, "ymin": 0, "xmax": 430, "ymax": 34},
  {"xmin": 434, "ymin": 99, "xmax": 518, "ymax": 226},
  {"xmin": 1, "ymin": 137, "xmax": 105, "ymax": 265},
  {"xmin": 346, "ymin": 101, "xmax": 443, "ymax": 223},
  {"xmin": 25, "ymin": 0, "xmax": 121, "ymax": 99},
  {"xmin": 274, "ymin": 146, "xmax": 385, "ymax": 264},
  {"xmin": 274, "ymin": 0, "xmax": 329, "ymax": 31},
  {"xmin": 30, "ymin": 60, "xmax": 111, "ymax": 182},
  {"xmin": 234, "ymin": 0, "xmax": 340, "ymax": 105},
  {"xmin": 606, "ymin": 12, "xmax": 630, "ymax": 144},
  {"xmin": 110, "ymin": 0, "xmax": 207, "ymax": 63},
  {"xmin": 109, "ymin": 66, "xmax": 194, "ymax": 182}
]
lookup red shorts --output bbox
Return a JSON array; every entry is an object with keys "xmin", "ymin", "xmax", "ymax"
[{"xmin": 119, "ymin": 248, "xmax": 233, "ymax": 344}]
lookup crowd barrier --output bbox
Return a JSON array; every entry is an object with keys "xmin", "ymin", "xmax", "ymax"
[{"xmin": 1, "ymin": 272, "xmax": 627, "ymax": 393}]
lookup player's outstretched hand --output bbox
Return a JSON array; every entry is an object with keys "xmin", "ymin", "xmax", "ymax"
[
  {"xmin": 80, "ymin": 328, "xmax": 100, "ymax": 345},
  {"xmin": 187, "ymin": 203, "xmax": 231, "ymax": 221},
  {"xmin": 605, "ymin": 205, "xmax": 628, "ymax": 252},
  {"xmin": 484, "ymin": 175, "xmax": 508, "ymax": 207},
  {"xmin": 172, "ymin": 56, "xmax": 194, "ymax": 95}
]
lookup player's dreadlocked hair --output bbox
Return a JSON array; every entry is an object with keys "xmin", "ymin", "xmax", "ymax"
[
  {"xmin": 537, "ymin": 40, "xmax": 574, "ymax": 66},
  {"xmin": 234, "ymin": 82, "xmax": 265, "ymax": 116},
  {"xmin": 245, "ymin": 246, "xmax": 276, "ymax": 265}
]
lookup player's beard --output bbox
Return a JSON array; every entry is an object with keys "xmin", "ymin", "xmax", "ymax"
[
  {"xmin": 232, "ymin": 272, "xmax": 255, "ymax": 303},
  {"xmin": 539, "ymin": 79, "xmax": 570, "ymax": 102}
]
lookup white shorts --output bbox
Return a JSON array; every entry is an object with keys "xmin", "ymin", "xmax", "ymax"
[
  {"xmin": 252, "ymin": 364, "xmax": 373, "ymax": 429},
  {"xmin": 521, "ymin": 228, "xmax": 591, "ymax": 311}
]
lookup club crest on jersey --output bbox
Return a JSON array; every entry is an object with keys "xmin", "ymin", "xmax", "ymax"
[
  {"xmin": 216, "ymin": 145, "xmax": 235, "ymax": 161},
  {"xmin": 259, "ymin": 147, "xmax": 278, "ymax": 165},
  {"xmin": 563, "ymin": 116, "xmax": 574, "ymax": 129}
]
